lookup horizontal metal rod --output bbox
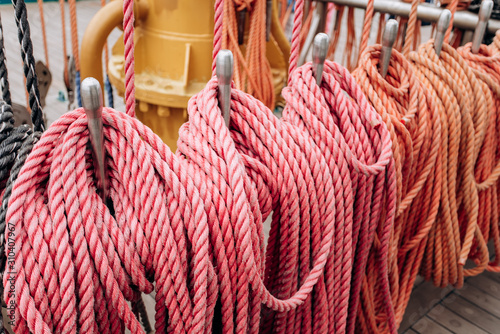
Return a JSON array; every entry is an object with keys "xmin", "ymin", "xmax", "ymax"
[{"xmin": 319, "ymin": 0, "xmax": 500, "ymax": 33}]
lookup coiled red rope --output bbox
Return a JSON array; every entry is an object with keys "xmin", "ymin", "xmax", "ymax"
[
  {"xmin": 457, "ymin": 43, "xmax": 500, "ymax": 272},
  {"xmin": 4, "ymin": 0, "xmax": 403, "ymax": 332},
  {"xmin": 352, "ymin": 45, "xmax": 442, "ymax": 332},
  {"xmin": 281, "ymin": 60, "xmax": 397, "ymax": 334},
  {"xmin": 4, "ymin": 64, "xmax": 398, "ymax": 332}
]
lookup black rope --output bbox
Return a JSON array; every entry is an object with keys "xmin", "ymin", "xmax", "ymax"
[
  {"xmin": 0, "ymin": 101, "xmax": 35, "ymax": 334},
  {"xmin": 12, "ymin": 0, "xmax": 45, "ymax": 132},
  {"xmin": 0, "ymin": 129, "xmax": 38, "ymax": 278},
  {"xmin": 0, "ymin": 3, "xmax": 46, "ymax": 331},
  {"xmin": 0, "ymin": 13, "xmax": 11, "ymax": 106}
]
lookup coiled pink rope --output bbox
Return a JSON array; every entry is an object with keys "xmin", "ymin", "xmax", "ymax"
[
  {"xmin": 4, "ymin": 68, "xmax": 393, "ymax": 333},
  {"xmin": 5, "ymin": 0, "xmax": 399, "ymax": 332},
  {"xmin": 281, "ymin": 60, "xmax": 398, "ymax": 334}
]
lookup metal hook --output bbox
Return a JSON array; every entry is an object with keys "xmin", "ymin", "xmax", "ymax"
[
  {"xmin": 298, "ymin": 3, "xmax": 325, "ymax": 66},
  {"xmin": 435, "ymin": 9, "xmax": 452, "ymax": 57},
  {"xmin": 312, "ymin": 33, "xmax": 329, "ymax": 86},
  {"xmin": 81, "ymin": 77, "xmax": 108, "ymax": 200},
  {"xmin": 380, "ymin": 19, "xmax": 398, "ymax": 78},
  {"xmin": 216, "ymin": 50, "xmax": 234, "ymax": 127},
  {"xmin": 472, "ymin": 0, "xmax": 494, "ymax": 53}
]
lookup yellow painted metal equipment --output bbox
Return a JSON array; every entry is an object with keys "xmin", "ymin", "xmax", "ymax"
[{"xmin": 81, "ymin": 0, "xmax": 289, "ymax": 149}]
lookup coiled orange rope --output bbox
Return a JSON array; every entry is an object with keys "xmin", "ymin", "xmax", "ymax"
[
  {"xmin": 352, "ymin": 44, "xmax": 441, "ymax": 332},
  {"xmin": 219, "ymin": 0, "xmax": 275, "ymax": 108},
  {"xmin": 457, "ymin": 43, "xmax": 500, "ymax": 273},
  {"xmin": 345, "ymin": 7, "xmax": 358, "ymax": 71},
  {"xmin": 409, "ymin": 41, "xmax": 490, "ymax": 288},
  {"xmin": 491, "ymin": 30, "xmax": 500, "ymax": 52},
  {"xmin": 327, "ymin": 6, "xmax": 344, "ymax": 60}
]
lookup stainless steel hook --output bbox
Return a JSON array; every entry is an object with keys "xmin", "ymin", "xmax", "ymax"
[
  {"xmin": 435, "ymin": 9, "xmax": 452, "ymax": 57},
  {"xmin": 472, "ymin": 0, "xmax": 494, "ymax": 53},
  {"xmin": 216, "ymin": 50, "xmax": 234, "ymax": 127},
  {"xmin": 81, "ymin": 77, "xmax": 108, "ymax": 200},
  {"xmin": 312, "ymin": 33, "xmax": 329, "ymax": 86},
  {"xmin": 380, "ymin": 19, "xmax": 398, "ymax": 78}
]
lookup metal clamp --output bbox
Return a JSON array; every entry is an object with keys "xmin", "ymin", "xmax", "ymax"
[
  {"xmin": 472, "ymin": 0, "xmax": 494, "ymax": 53},
  {"xmin": 435, "ymin": 9, "xmax": 452, "ymax": 57},
  {"xmin": 216, "ymin": 50, "xmax": 234, "ymax": 127},
  {"xmin": 81, "ymin": 77, "xmax": 108, "ymax": 200},
  {"xmin": 380, "ymin": 19, "xmax": 398, "ymax": 78},
  {"xmin": 312, "ymin": 33, "xmax": 329, "ymax": 85}
]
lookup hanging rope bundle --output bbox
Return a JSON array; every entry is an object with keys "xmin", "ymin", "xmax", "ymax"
[
  {"xmin": 0, "ymin": 13, "xmax": 11, "ymax": 106},
  {"xmin": 281, "ymin": 59, "xmax": 397, "ymax": 334},
  {"xmin": 408, "ymin": 41, "xmax": 490, "ymax": 288},
  {"xmin": 491, "ymin": 30, "xmax": 500, "ymax": 52},
  {"xmin": 4, "ymin": 0, "xmax": 403, "ymax": 333},
  {"xmin": 352, "ymin": 45, "xmax": 441, "ymax": 331},
  {"xmin": 0, "ymin": 1, "xmax": 46, "ymax": 333},
  {"xmin": 7, "ymin": 65, "xmax": 369, "ymax": 332},
  {"xmin": 68, "ymin": 0, "xmax": 81, "ymax": 107},
  {"xmin": 457, "ymin": 43, "xmax": 500, "ymax": 272},
  {"xmin": 214, "ymin": 0, "xmax": 275, "ymax": 108}
]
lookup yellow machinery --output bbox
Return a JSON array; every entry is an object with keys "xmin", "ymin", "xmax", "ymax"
[{"xmin": 81, "ymin": 0, "xmax": 289, "ymax": 149}]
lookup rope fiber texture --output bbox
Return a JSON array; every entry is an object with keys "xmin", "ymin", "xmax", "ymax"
[
  {"xmin": 212, "ymin": 0, "xmax": 275, "ymax": 108},
  {"xmin": 457, "ymin": 43, "xmax": 500, "ymax": 273},
  {"xmin": 0, "ymin": 13, "xmax": 11, "ymax": 106},
  {"xmin": 4, "ymin": 57, "xmax": 398, "ymax": 332},
  {"xmin": 0, "ymin": 0, "xmax": 46, "ymax": 332},
  {"xmin": 352, "ymin": 45, "xmax": 442, "ymax": 332},
  {"xmin": 409, "ymin": 41, "xmax": 490, "ymax": 288},
  {"xmin": 282, "ymin": 59, "xmax": 398, "ymax": 334}
]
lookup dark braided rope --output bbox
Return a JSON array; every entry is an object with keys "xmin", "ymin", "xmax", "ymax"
[
  {"xmin": 0, "ymin": 13, "xmax": 11, "ymax": 106},
  {"xmin": 12, "ymin": 0, "xmax": 45, "ymax": 132},
  {"xmin": 0, "ymin": 105, "xmax": 15, "ymax": 143},
  {"xmin": 0, "ymin": 127, "xmax": 37, "ymax": 334},
  {"xmin": 0, "ymin": 129, "xmax": 37, "ymax": 272}
]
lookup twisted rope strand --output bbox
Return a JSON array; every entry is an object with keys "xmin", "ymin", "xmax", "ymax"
[
  {"xmin": 12, "ymin": 0, "xmax": 45, "ymax": 132},
  {"xmin": 0, "ymin": 13, "xmax": 11, "ymax": 105}
]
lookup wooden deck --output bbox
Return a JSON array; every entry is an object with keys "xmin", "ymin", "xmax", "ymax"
[
  {"xmin": 400, "ymin": 271, "xmax": 500, "ymax": 333},
  {"xmin": 1, "ymin": 1, "xmax": 500, "ymax": 333}
]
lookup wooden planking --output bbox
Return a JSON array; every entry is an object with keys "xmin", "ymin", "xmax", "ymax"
[
  {"xmin": 427, "ymin": 304, "xmax": 488, "ymax": 334},
  {"xmin": 455, "ymin": 283, "xmax": 500, "ymax": 318},
  {"xmin": 399, "ymin": 281, "xmax": 453, "ymax": 332},
  {"xmin": 411, "ymin": 316, "xmax": 453, "ymax": 334},
  {"xmin": 404, "ymin": 329, "xmax": 419, "ymax": 334},
  {"xmin": 481, "ymin": 270, "xmax": 500, "ymax": 285},
  {"xmin": 467, "ymin": 275, "xmax": 500, "ymax": 301},
  {"xmin": 442, "ymin": 293, "xmax": 500, "ymax": 333}
]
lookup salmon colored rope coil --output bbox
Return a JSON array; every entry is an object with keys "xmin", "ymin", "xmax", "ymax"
[
  {"xmin": 457, "ymin": 43, "xmax": 500, "ymax": 273},
  {"xmin": 4, "ymin": 81, "xmax": 348, "ymax": 333},
  {"xmin": 408, "ymin": 41, "xmax": 490, "ymax": 288},
  {"xmin": 216, "ymin": 0, "xmax": 275, "ymax": 108},
  {"xmin": 4, "ymin": 57, "xmax": 399, "ymax": 333},
  {"xmin": 282, "ymin": 60, "xmax": 398, "ymax": 334},
  {"xmin": 352, "ymin": 44, "xmax": 442, "ymax": 332},
  {"xmin": 491, "ymin": 31, "xmax": 500, "ymax": 52}
]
